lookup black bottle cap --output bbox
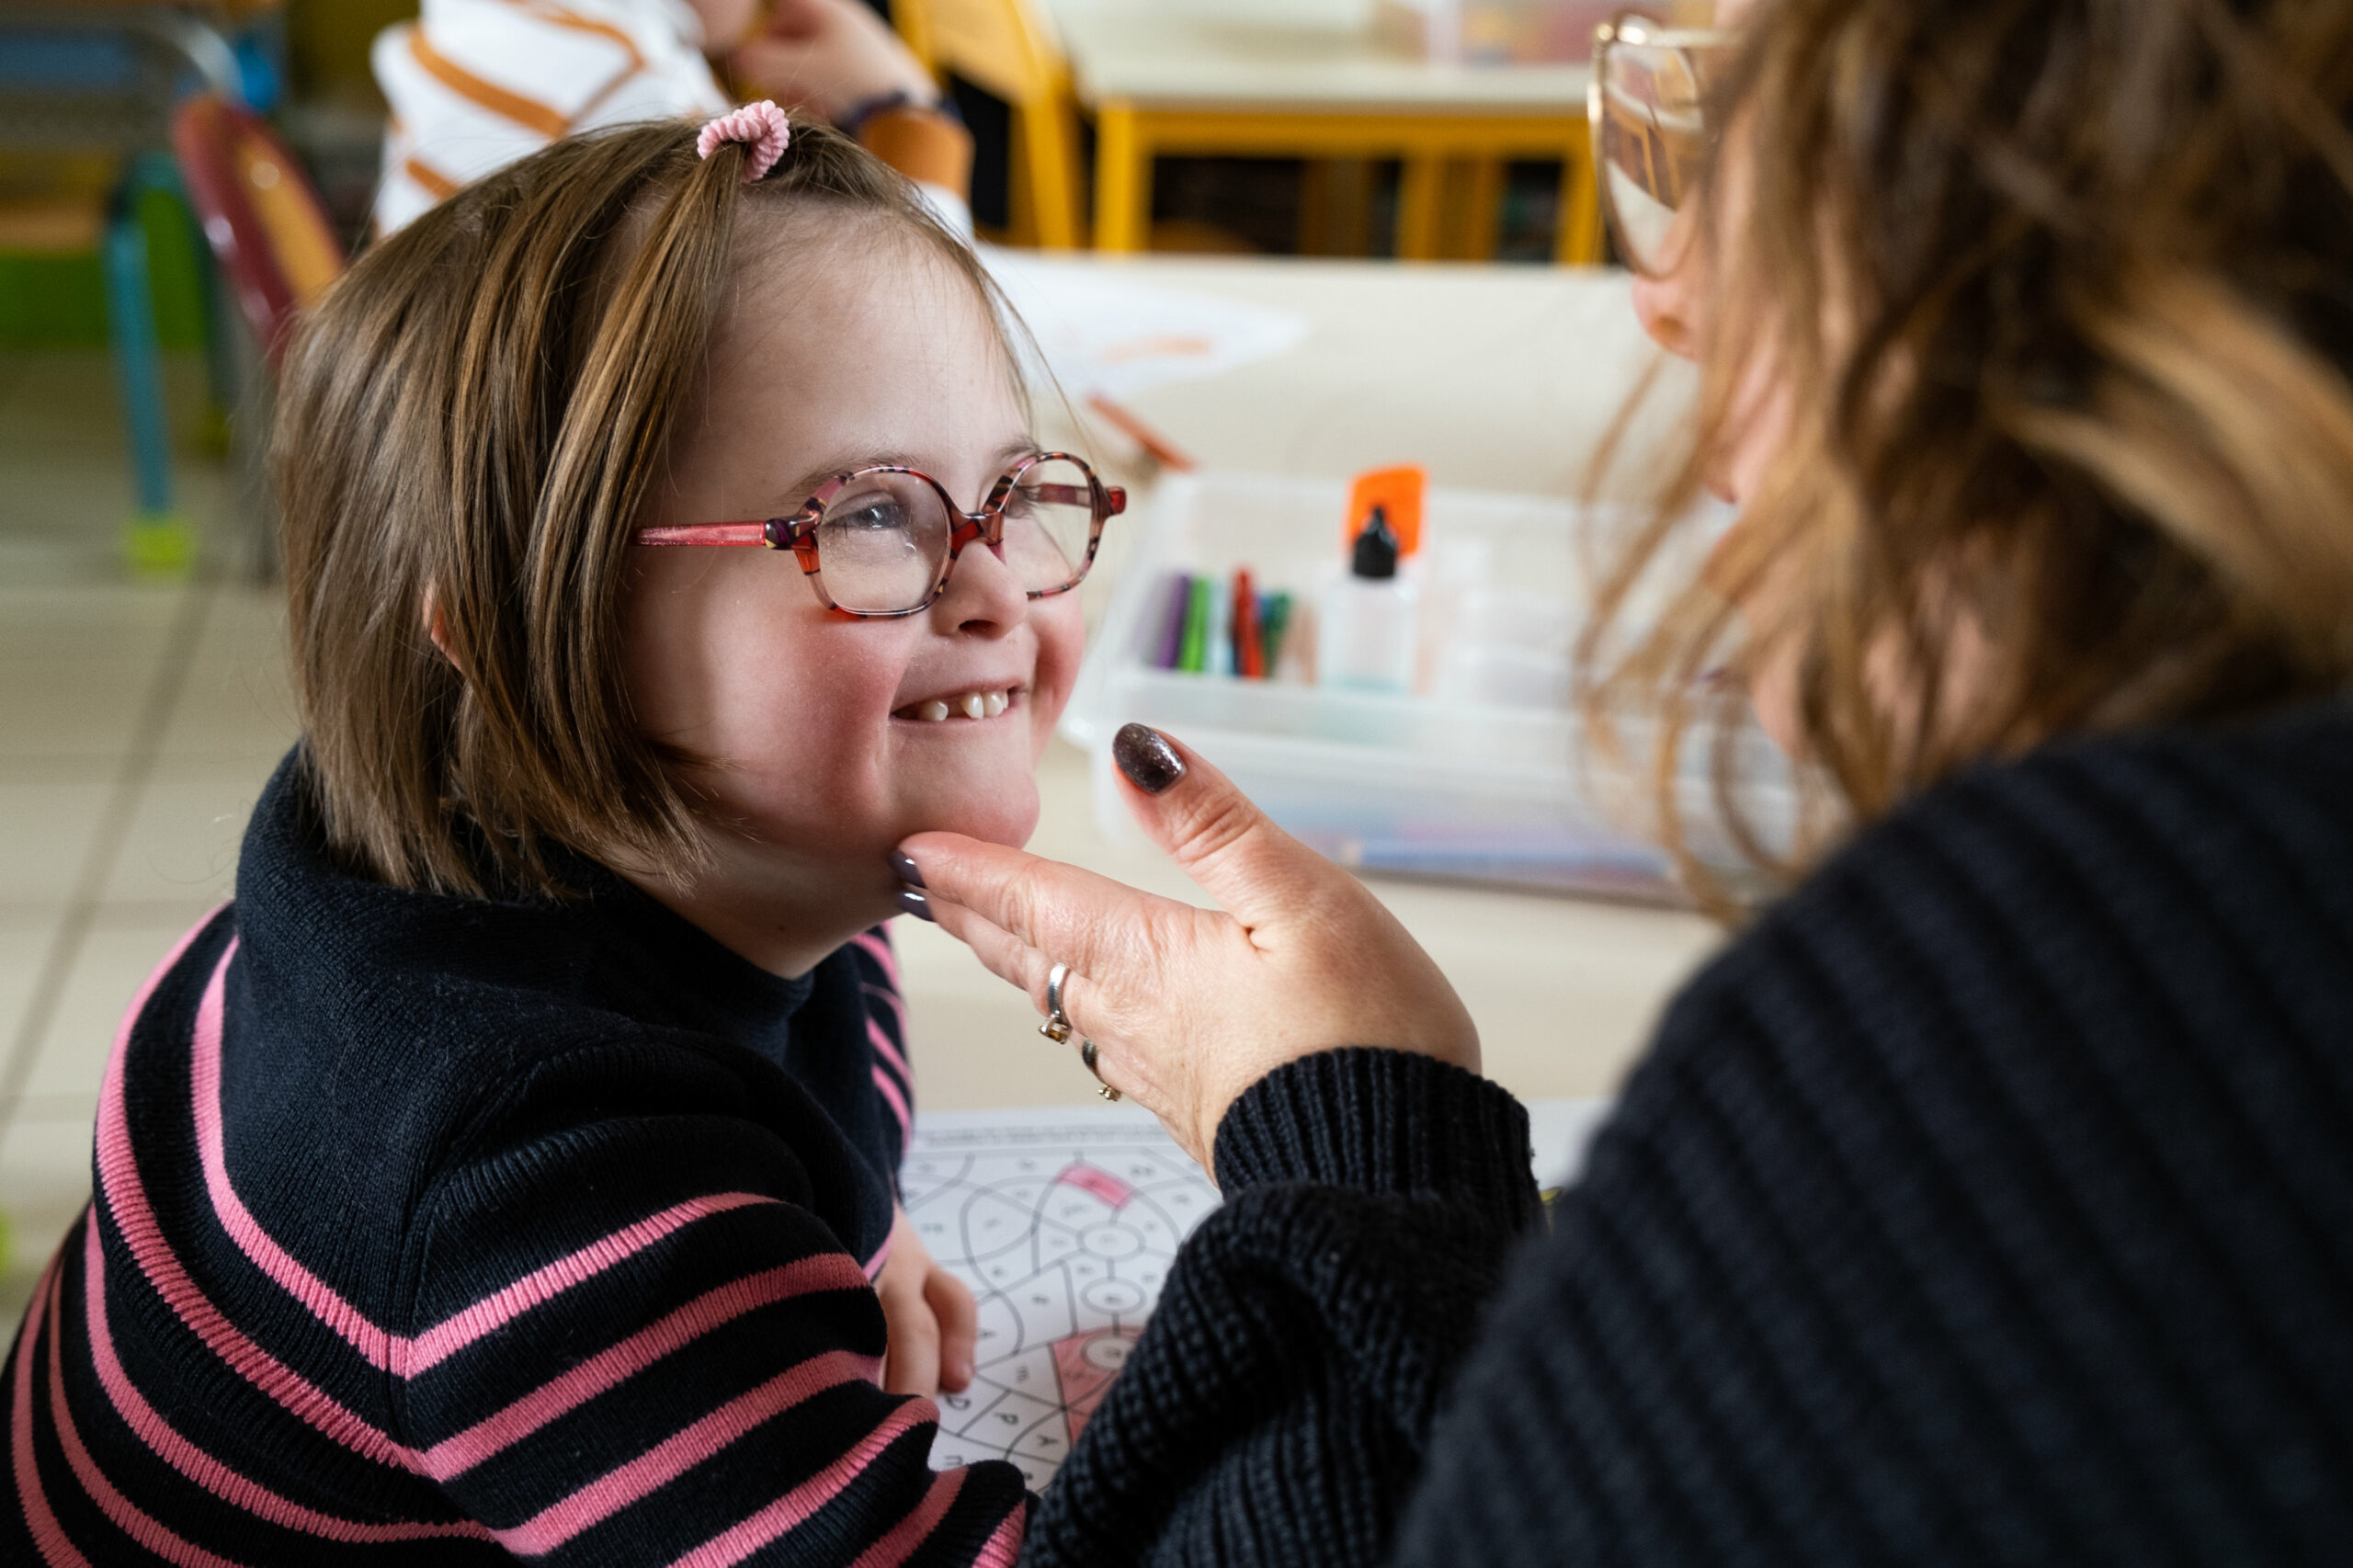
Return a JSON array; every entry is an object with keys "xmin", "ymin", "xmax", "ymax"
[{"xmin": 1350, "ymin": 506, "xmax": 1400, "ymax": 580}]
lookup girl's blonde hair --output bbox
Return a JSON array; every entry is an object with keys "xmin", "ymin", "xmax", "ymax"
[
  {"xmin": 1585, "ymin": 0, "xmax": 2353, "ymax": 903},
  {"xmin": 277, "ymin": 121, "xmax": 1013, "ymax": 898}
]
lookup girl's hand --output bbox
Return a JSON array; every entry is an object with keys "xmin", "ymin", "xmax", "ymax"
[
  {"xmin": 876, "ymin": 1207, "xmax": 976, "ymax": 1398},
  {"xmin": 898, "ymin": 726, "xmax": 1480, "ymax": 1171}
]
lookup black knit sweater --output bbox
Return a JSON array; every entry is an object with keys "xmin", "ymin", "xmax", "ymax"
[{"xmin": 1027, "ymin": 700, "xmax": 2353, "ymax": 1565}]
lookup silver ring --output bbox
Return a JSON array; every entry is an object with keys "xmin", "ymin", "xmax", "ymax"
[
  {"xmin": 1039, "ymin": 961, "xmax": 1074, "ymax": 1044},
  {"xmin": 1080, "ymin": 1039, "xmax": 1121, "ymax": 1102}
]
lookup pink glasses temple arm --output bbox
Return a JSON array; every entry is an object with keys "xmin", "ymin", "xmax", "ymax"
[{"xmin": 632, "ymin": 523, "xmax": 773, "ymax": 547}]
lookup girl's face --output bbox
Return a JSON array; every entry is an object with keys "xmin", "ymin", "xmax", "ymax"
[{"xmin": 622, "ymin": 221, "xmax": 1084, "ymax": 966}]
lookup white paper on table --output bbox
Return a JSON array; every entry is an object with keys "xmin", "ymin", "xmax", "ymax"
[
  {"xmin": 906, "ymin": 1096, "xmax": 1608, "ymax": 1486},
  {"xmin": 979, "ymin": 246, "xmax": 1313, "ymax": 404}
]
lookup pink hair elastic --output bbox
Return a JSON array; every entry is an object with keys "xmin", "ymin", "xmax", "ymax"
[{"xmin": 697, "ymin": 100, "xmax": 790, "ymax": 181}]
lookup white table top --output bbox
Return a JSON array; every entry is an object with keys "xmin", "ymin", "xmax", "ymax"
[
  {"xmin": 1044, "ymin": 3, "xmax": 1590, "ymax": 112},
  {"xmin": 902, "ymin": 255, "xmax": 1725, "ymax": 1113}
]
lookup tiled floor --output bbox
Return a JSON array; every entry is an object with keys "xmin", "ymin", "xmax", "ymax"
[{"xmin": 0, "ymin": 351, "xmax": 301, "ymax": 1339}]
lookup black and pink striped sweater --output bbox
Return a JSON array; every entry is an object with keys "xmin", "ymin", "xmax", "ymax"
[{"xmin": 5, "ymin": 753, "xmax": 1031, "ymax": 1563}]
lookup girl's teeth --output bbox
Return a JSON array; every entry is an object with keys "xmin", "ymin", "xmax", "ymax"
[{"xmin": 906, "ymin": 689, "xmax": 1014, "ymax": 721}]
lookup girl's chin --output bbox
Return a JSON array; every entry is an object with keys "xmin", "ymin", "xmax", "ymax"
[{"xmin": 901, "ymin": 788, "xmax": 1041, "ymax": 851}]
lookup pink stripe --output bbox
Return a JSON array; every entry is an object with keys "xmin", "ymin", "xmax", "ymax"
[
  {"xmin": 850, "ymin": 931, "xmax": 901, "ymax": 991},
  {"xmin": 860, "ymin": 981, "xmax": 908, "ymax": 1037},
  {"xmin": 189, "ymin": 939, "xmax": 396, "ymax": 1369},
  {"xmin": 422, "ymin": 1255, "xmax": 874, "ymax": 1480},
  {"xmin": 974, "ymin": 1504, "xmax": 1027, "ymax": 1568},
  {"xmin": 401, "ymin": 1191, "xmax": 782, "ymax": 1376},
  {"xmin": 865, "ymin": 1014, "xmax": 912, "ymax": 1084},
  {"xmin": 11, "ymin": 1254, "xmax": 94, "ymax": 1568},
  {"xmin": 846, "ymin": 1465, "xmax": 963, "ymax": 1568},
  {"xmin": 665, "ymin": 1400, "xmax": 935, "ymax": 1568},
  {"xmin": 44, "ymin": 1270, "xmax": 244, "ymax": 1568},
  {"xmin": 861, "ymin": 1229, "xmax": 892, "ymax": 1285},
  {"xmin": 94, "ymin": 926, "xmax": 417, "ymax": 1471},
  {"xmin": 870, "ymin": 1064, "xmax": 911, "ymax": 1136},
  {"xmin": 78, "ymin": 1221, "xmax": 491, "ymax": 1542},
  {"xmin": 498, "ymin": 1350, "xmax": 881, "ymax": 1556},
  {"xmin": 187, "ymin": 937, "xmax": 793, "ymax": 1380}
]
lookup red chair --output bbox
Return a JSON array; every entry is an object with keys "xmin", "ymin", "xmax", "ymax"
[{"xmin": 171, "ymin": 93, "xmax": 346, "ymax": 370}]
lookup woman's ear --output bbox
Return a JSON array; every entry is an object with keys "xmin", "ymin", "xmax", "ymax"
[{"xmin": 421, "ymin": 585, "xmax": 463, "ymax": 674}]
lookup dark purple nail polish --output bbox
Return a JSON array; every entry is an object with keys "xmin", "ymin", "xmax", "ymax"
[
  {"xmin": 1113, "ymin": 722, "xmax": 1185, "ymax": 795},
  {"xmin": 891, "ymin": 850, "xmax": 925, "ymax": 888},
  {"xmin": 895, "ymin": 886, "xmax": 935, "ymax": 923}
]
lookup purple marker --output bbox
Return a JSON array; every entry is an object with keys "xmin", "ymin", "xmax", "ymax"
[{"xmin": 1154, "ymin": 573, "xmax": 1193, "ymax": 669}]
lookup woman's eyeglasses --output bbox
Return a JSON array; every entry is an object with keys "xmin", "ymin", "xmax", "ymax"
[
  {"xmin": 1588, "ymin": 12, "xmax": 1731, "ymax": 277},
  {"xmin": 630, "ymin": 451, "xmax": 1126, "ymax": 619}
]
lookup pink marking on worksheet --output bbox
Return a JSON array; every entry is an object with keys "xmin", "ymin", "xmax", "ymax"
[
  {"xmin": 1053, "ymin": 1163, "xmax": 1133, "ymax": 1210},
  {"xmin": 1051, "ymin": 1329, "xmax": 1138, "ymax": 1445}
]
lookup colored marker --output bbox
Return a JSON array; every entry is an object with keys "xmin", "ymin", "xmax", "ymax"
[
  {"xmin": 1233, "ymin": 569, "xmax": 1264, "ymax": 678},
  {"xmin": 1154, "ymin": 573, "xmax": 1193, "ymax": 668},
  {"xmin": 1261, "ymin": 592, "xmax": 1293, "ymax": 675},
  {"xmin": 1177, "ymin": 575, "xmax": 1214, "ymax": 673},
  {"xmin": 1207, "ymin": 579, "xmax": 1233, "ymax": 677}
]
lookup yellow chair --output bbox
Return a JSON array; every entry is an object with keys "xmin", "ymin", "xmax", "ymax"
[{"xmin": 892, "ymin": 0, "xmax": 1087, "ymax": 249}]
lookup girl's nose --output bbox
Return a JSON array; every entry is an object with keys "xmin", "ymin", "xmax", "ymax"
[
  {"xmin": 932, "ymin": 528, "xmax": 1029, "ymax": 637},
  {"xmin": 1631, "ymin": 266, "xmax": 1700, "ymax": 360}
]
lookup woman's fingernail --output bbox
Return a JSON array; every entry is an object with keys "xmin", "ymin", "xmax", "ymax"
[
  {"xmin": 891, "ymin": 850, "xmax": 925, "ymax": 888},
  {"xmin": 896, "ymin": 886, "xmax": 936, "ymax": 923},
  {"xmin": 1113, "ymin": 722, "xmax": 1185, "ymax": 795}
]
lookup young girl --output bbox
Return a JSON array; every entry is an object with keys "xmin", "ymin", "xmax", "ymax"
[{"xmin": 5, "ymin": 109, "xmax": 1118, "ymax": 1563}]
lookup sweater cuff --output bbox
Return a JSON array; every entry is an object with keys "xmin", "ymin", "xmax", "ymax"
[{"xmin": 1211, "ymin": 1048, "xmax": 1539, "ymax": 1228}]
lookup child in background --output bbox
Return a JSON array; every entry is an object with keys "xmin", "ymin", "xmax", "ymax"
[
  {"xmin": 3, "ymin": 112, "xmax": 1118, "ymax": 1562},
  {"xmin": 373, "ymin": 0, "xmax": 971, "ymax": 237}
]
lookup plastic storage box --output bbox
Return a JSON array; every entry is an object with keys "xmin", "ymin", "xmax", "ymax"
[{"xmin": 1060, "ymin": 472, "xmax": 1792, "ymax": 903}]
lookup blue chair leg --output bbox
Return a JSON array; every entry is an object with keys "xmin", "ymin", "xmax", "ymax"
[{"xmin": 104, "ymin": 166, "xmax": 196, "ymax": 575}]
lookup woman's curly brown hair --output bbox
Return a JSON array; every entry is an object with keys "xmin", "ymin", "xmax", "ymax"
[{"xmin": 1584, "ymin": 0, "xmax": 2353, "ymax": 903}]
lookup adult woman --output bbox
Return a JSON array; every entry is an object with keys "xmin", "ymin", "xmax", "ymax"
[{"xmin": 902, "ymin": 0, "xmax": 2353, "ymax": 1562}]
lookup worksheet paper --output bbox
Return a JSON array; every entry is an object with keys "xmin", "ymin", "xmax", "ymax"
[{"xmin": 911, "ymin": 1097, "xmax": 1608, "ymax": 1486}]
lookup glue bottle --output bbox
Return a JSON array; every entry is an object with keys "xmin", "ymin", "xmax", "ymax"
[{"xmin": 1316, "ymin": 506, "xmax": 1419, "ymax": 694}]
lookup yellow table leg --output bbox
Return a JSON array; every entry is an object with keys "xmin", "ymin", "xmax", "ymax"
[
  {"xmin": 1396, "ymin": 152, "xmax": 1446, "ymax": 261},
  {"xmin": 1022, "ymin": 101, "xmax": 1081, "ymax": 249},
  {"xmin": 1093, "ymin": 102, "xmax": 1148, "ymax": 253},
  {"xmin": 1556, "ymin": 127, "xmax": 1603, "ymax": 265},
  {"xmin": 1460, "ymin": 157, "xmax": 1504, "ymax": 261}
]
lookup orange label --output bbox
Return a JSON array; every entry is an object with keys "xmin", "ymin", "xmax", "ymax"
[{"xmin": 1344, "ymin": 464, "xmax": 1426, "ymax": 557}]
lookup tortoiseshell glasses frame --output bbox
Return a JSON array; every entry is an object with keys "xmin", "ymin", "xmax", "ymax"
[{"xmin": 630, "ymin": 450, "xmax": 1127, "ymax": 619}]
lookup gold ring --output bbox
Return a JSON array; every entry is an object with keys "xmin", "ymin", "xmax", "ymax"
[
  {"xmin": 1080, "ymin": 1039, "xmax": 1121, "ymax": 1102},
  {"xmin": 1039, "ymin": 960, "xmax": 1074, "ymax": 1044}
]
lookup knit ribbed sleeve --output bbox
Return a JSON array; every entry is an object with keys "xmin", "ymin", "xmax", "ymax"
[
  {"xmin": 1024, "ymin": 1051, "xmax": 1541, "ymax": 1568},
  {"xmin": 1215, "ymin": 1047, "xmax": 1540, "ymax": 1227}
]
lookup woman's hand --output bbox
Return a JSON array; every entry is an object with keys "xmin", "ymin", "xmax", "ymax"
[
  {"xmin": 875, "ymin": 1207, "xmax": 976, "ymax": 1398},
  {"xmin": 897, "ymin": 725, "xmax": 1479, "ymax": 1171},
  {"xmin": 726, "ymin": 0, "xmax": 940, "ymax": 128}
]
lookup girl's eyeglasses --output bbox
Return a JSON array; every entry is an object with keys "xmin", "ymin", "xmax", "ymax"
[
  {"xmin": 1588, "ymin": 12, "xmax": 1732, "ymax": 277},
  {"xmin": 630, "ymin": 451, "xmax": 1126, "ymax": 619}
]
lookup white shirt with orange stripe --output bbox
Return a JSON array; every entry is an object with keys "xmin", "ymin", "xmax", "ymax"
[{"xmin": 372, "ymin": 0, "xmax": 733, "ymax": 237}]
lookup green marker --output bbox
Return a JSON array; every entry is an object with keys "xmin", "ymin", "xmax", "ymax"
[
  {"xmin": 1178, "ymin": 575, "xmax": 1215, "ymax": 673},
  {"xmin": 1260, "ymin": 592, "xmax": 1294, "ymax": 675}
]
